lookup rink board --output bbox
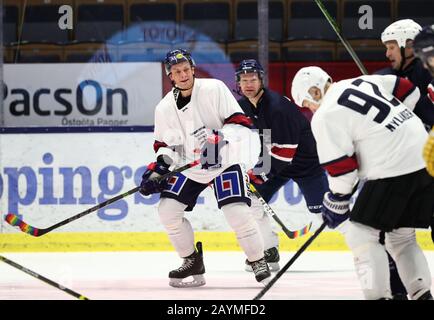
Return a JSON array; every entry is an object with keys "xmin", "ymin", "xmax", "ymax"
[
  {"xmin": 0, "ymin": 133, "xmax": 320, "ymax": 234},
  {"xmin": 0, "ymin": 230, "xmax": 432, "ymax": 252}
]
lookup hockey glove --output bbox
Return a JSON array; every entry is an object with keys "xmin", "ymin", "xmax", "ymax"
[
  {"xmin": 139, "ymin": 156, "xmax": 171, "ymax": 196},
  {"xmin": 321, "ymin": 192, "xmax": 351, "ymax": 229},
  {"xmin": 423, "ymin": 128, "xmax": 434, "ymax": 177},
  {"xmin": 200, "ymin": 130, "xmax": 228, "ymax": 170},
  {"xmin": 247, "ymin": 169, "xmax": 269, "ymax": 186}
]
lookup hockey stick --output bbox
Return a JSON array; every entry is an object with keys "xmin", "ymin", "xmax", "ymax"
[
  {"xmin": 253, "ymin": 181, "xmax": 361, "ymax": 299},
  {"xmin": 4, "ymin": 160, "xmax": 201, "ymax": 237},
  {"xmin": 314, "ymin": 0, "xmax": 368, "ymax": 75},
  {"xmin": 0, "ymin": 255, "xmax": 89, "ymax": 300},
  {"xmin": 249, "ymin": 183, "xmax": 312, "ymax": 239},
  {"xmin": 253, "ymin": 221, "xmax": 327, "ymax": 300}
]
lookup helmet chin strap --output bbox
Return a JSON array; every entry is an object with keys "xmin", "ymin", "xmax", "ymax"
[
  {"xmin": 172, "ymin": 76, "xmax": 195, "ymax": 92},
  {"xmin": 398, "ymin": 47, "xmax": 415, "ymax": 72},
  {"xmin": 253, "ymin": 87, "xmax": 264, "ymax": 99},
  {"xmin": 398, "ymin": 47, "xmax": 406, "ymax": 72}
]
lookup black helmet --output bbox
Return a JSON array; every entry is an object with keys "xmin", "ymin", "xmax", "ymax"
[
  {"xmin": 235, "ymin": 59, "xmax": 265, "ymax": 82},
  {"xmin": 163, "ymin": 49, "xmax": 196, "ymax": 75},
  {"xmin": 414, "ymin": 25, "xmax": 434, "ymax": 76},
  {"xmin": 414, "ymin": 25, "xmax": 434, "ymax": 62}
]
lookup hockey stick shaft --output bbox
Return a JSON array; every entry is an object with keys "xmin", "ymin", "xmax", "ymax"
[
  {"xmin": 249, "ymin": 183, "xmax": 311, "ymax": 239},
  {"xmin": 253, "ymin": 221, "xmax": 327, "ymax": 300},
  {"xmin": 0, "ymin": 255, "xmax": 89, "ymax": 300},
  {"xmin": 314, "ymin": 0, "xmax": 368, "ymax": 75},
  {"xmin": 253, "ymin": 182, "xmax": 361, "ymax": 299},
  {"xmin": 5, "ymin": 160, "xmax": 200, "ymax": 237}
]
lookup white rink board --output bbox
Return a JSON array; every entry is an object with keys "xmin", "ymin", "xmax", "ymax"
[
  {"xmin": 0, "ymin": 133, "xmax": 313, "ymax": 233},
  {"xmin": 3, "ymin": 63, "xmax": 162, "ymax": 127}
]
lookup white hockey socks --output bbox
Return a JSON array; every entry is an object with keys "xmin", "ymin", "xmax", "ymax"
[
  {"xmin": 385, "ymin": 228, "xmax": 432, "ymax": 300},
  {"xmin": 222, "ymin": 202, "xmax": 265, "ymax": 262},
  {"xmin": 158, "ymin": 198, "xmax": 195, "ymax": 258},
  {"xmin": 346, "ymin": 222, "xmax": 392, "ymax": 300},
  {"xmin": 250, "ymin": 197, "xmax": 279, "ymax": 250}
]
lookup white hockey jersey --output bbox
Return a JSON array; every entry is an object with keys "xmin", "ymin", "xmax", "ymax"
[
  {"xmin": 311, "ymin": 74, "xmax": 428, "ymax": 195},
  {"xmin": 153, "ymin": 78, "xmax": 260, "ymax": 184}
]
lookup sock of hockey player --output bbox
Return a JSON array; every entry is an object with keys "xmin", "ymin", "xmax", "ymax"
[
  {"xmin": 346, "ymin": 223, "xmax": 393, "ymax": 299},
  {"xmin": 385, "ymin": 228, "xmax": 432, "ymax": 300},
  {"xmin": 221, "ymin": 202, "xmax": 271, "ymax": 284},
  {"xmin": 169, "ymin": 242, "xmax": 206, "ymax": 288},
  {"xmin": 158, "ymin": 198, "xmax": 205, "ymax": 287},
  {"xmin": 246, "ymin": 198, "xmax": 280, "ymax": 272}
]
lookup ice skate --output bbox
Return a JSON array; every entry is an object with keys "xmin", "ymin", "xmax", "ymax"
[
  {"xmin": 169, "ymin": 242, "xmax": 206, "ymax": 288},
  {"xmin": 416, "ymin": 290, "xmax": 433, "ymax": 300},
  {"xmin": 247, "ymin": 257, "xmax": 271, "ymax": 285},
  {"xmin": 245, "ymin": 247, "xmax": 280, "ymax": 272}
]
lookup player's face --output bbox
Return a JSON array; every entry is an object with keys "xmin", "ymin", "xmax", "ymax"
[
  {"xmin": 385, "ymin": 41, "xmax": 402, "ymax": 70},
  {"xmin": 169, "ymin": 61, "xmax": 195, "ymax": 90},
  {"xmin": 384, "ymin": 40, "xmax": 414, "ymax": 70},
  {"xmin": 301, "ymin": 87, "xmax": 321, "ymax": 113},
  {"xmin": 239, "ymin": 73, "xmax": 262, "ymax": 98}
]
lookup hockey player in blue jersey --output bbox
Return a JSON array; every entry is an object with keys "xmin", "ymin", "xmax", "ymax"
[
  {"xmin": 377, "ymin": 19, "xmax": 434, "ymax": 128},
  {"xmin": 413, "ymin": 24, "xmax": 434, "ymax": 244},
  {"xmin": 236, "ymin": 59, "xmax": 329, "ymax": 272}
]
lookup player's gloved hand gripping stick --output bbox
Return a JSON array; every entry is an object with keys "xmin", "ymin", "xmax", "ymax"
[
  {"xmin": 200, "ymin": 130, "xmax": 228, "ymax": 170},
  {"xmin": 4, "ymin": 160, "xmax": 201, "ymax": 237}
]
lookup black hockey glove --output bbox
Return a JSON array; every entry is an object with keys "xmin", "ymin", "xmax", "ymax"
[
  {"xmin": 139, "ymin": 156, "xmax": 171, "ymax": 196},
  {"xmin": 200, "ymin": 130, "xmax": 228, "ymax": 169}
]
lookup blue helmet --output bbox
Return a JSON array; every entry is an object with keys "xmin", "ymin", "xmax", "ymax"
[
  {"xmin": 163, "ymin": 49, "xmax": 196, "ymax": 75},
  {"xmin": 235, "ymin": 59, "xmax": 265, "ymax": 82}
]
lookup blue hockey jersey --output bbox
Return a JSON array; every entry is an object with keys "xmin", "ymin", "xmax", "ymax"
[
  {"xmin": 238, "ymin": 89, "xmax": 323, "ymax": 179},
  {"xmin": 375, "ymin": 58, "xmax": 434, "ymax": 128}
]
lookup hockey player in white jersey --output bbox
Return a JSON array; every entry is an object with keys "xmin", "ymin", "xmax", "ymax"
[
  {"xmin": 292, "ymin": 66, "xmax": 434, "ymax": 300},
  {"xmin": 139, "ymin": 49, "xmax": 271, "ymax": 287}
]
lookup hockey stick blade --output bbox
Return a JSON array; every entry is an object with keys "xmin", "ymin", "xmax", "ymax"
[
  {"xmin": 4, "ymin": 160, "xmax": 200, "ymax": 237},
  {"xmin": 249, "ymin": 183, "xmax": 312, "ymax": 239},
  {"xmin": 0, "ymin": 255, "xmax": 89, "ymax": 300},
  {"xmin": 5, "ymin": 213, "xmax": 40, "ymax": 236}
]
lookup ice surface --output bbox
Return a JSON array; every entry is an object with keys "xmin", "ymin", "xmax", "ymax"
[{"xmin": 1, "ymin": 251, "xmax": 433, "ymax": 300}]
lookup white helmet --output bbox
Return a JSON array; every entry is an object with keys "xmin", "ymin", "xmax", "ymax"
[
  {"xmin": 381, "ymin": 19, "xmax": 422, "ymax": 48},
  {"xmin": 291, "ymin": 66, "xmax": 332, "ymax": 107}
]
